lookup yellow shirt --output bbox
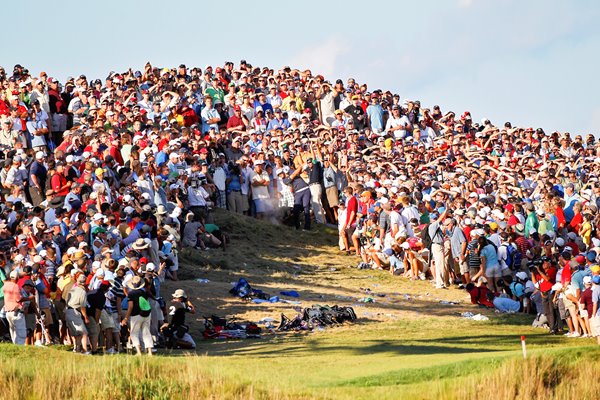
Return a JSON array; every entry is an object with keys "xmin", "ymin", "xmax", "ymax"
[{"xmin": 281, "ymin": 96, "xmax": 305, "ymax": 112}]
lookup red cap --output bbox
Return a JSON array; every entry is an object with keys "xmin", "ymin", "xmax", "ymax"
[
  {"xmin": 304, "ymin": 108, "xmax": 311, "ymax": 113},
  {"xmin": 199, "ymin": 148, "xmax": 208, "ymax": 154},
  {"xmin": 100, "ymin": 280, "xmax": 111, "ymax": 287},
  {"xmin": 139, "ymin": 257, "xmax": 148, "ymax": 264},
  {"xmin": 576, "ymin": 255, "xmax": 585, "ymax": 264},
  {"xmin": 234, "ymin": 105, "xmax": 241, "ymax": 111},
  {"xmin": 215, "ymin": 67, "xmax": 222, "ymax": 72},
  {"xmin": 11, "ymin": 90, "xmax": 19, "ymax": 96},
  {"xmin": 504, "ymin": 204, "xmax": 514, "ymax": 212}
]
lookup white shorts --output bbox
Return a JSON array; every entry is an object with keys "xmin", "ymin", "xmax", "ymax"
[
  {"xmin": 590, "ymin": 316, "xmax": 600, "ymax": 337},
  {"xmin": 485, "ymin": 264, "xmax": 502, "ymax": 278}
]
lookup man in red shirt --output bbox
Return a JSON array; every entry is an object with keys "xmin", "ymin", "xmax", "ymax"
[
  {"xmin": 341, "ymin": 186, "xmax": 358, "ymax": 253},
  {"xmin": 2, "ymin": 270, "xmax": 27, "ymax": 344},
  {"xmin": 51, "ymin": 161, "xmax": 71, "ymax": 199},
  {"xmin": 532, "ymin": 258, "xmax": 558, "ymax": 334},
  {"xmin": 466, "ymin": 283, "xmax": 494, "ymax": 308},
  {"xmin": 227, "ymin": 105, "xmax": 247, "ymax": 132}
]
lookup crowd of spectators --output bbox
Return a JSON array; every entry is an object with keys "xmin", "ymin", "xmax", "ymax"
[{"xmin": 0, "ymin": 59, "xmax": 600, "ymax": 355}]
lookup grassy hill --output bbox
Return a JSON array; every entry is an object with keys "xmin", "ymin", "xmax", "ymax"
[{"xmin": 2, "ymin": 210, "xmax": 599, "ymax": 400}]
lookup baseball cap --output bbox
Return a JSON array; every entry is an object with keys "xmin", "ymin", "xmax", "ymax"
[{"xmin": 586, "ymin": 251, "xmax": 597, "ymax": 262}]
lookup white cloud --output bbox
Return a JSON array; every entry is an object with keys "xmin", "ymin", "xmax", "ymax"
[{"xmin": 458, "ymin": 0, "xmax": 474, "ymax": 8}]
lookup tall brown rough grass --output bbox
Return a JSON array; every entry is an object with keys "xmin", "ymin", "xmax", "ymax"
[
  {"xmin": 429, "ymin": 353, "xmax": 600, "ymax": 400},
  {"xmin": 0, "ymin": 352, "xmax": 311, "ymax": 400}
]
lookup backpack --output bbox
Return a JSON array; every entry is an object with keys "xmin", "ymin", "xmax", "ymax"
[
  {"xmin": 421, "ymin": 224, "xmax": 442, "ymax": 250},
  {"xmin": 138, "ymin": 295, "xmax": 152, "ymax": 317},
  {"xmin": 502, "ymin": 243, "xmax": 522, "ymax": 271},
  {"xmin": 229, "ymin": 278, "xmax": 270, "ymax": 301}
]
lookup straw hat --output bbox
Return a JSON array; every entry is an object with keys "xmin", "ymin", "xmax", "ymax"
[
  {"xmin": 132, "ymin": 238, "xmax": 149, "ymax": 251},
  {"xmin": 126, "ymin": 275, "xmax": 145, "ymax": 290}
]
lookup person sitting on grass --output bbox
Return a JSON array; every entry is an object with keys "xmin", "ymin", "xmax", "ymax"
[
  {"xmin": 466, "ymin": 281, "xmax": 521, "ymax": 312},
  {"xmin": 182, "ymin": 212, "xmax": 222, "ymax": 251}
]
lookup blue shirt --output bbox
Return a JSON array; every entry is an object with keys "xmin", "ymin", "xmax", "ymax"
[
  {"xmin": 267, "ymin": 118, "xmax": 290, "ymax": 132},
  {"xmin": 366, "ymin": 104, "xmax": 384, "ymax": 131},
  {"xmin": 156, "ymin": 151, "xmax": 168, "ymax": 167},
  {"xmin": 201, "ymin": 106, "xmax": 220, "ymax": 133},
  {"xmin": 227, "ymin": 173, "xmax": 242, "ymax": 192},
  {"xmin": 481, "ymin": 244, "xmax": 499, "ymax": 268},
  {"xmin": 28, "ymin": 160, "xmax": 47, "ymax": 187},
  {"xmin": 571, "ymin": 268, "xmax": 591, "ymax": 292},
  {"xmin": 563, "ymin": 195, "xmax": 579, "ymax": 223}
]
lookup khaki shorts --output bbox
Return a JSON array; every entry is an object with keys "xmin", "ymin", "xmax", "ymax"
[
  {"xmin": 375, "ymin": 252, "xmax": 390, "ymax": 265},
  {"xmin": 456, "ymin": 259, "xmax": 469, "ymax": 275},
  {"xmin": 563, "ymin": 298, "xmax": 577, "ymax": 319},
  {"xmin": 65, "ymin": 308, "xmax": 88, "ymax": 337},
  {"xmin": 112, "ymin": 312, "xmax": 122, "ymax": 328},
  {"xmin": 325, "ymin": 186, "xmax": 339, "ymax": 208},
  {"xmin": 85, "ymin": 316, "xmax": 100, "ymax": 339},
  {"xmin": 100, "ymin": 309, "xmax": 115, "ymax": 331}
]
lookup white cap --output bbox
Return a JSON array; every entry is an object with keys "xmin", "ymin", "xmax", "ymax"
[
  {"xmin": 65, "ymin": 155, "xmax": 74, "ymax": 163},
  {"xmin": 35, "ymin": 151, "xmax": 45, "ymax": 160},
  {"xmin": 93, "ymin": 213, "xmax": 104, "ymax": 221}
]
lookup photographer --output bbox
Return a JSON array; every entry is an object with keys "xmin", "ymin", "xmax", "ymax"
[
  {"xmin": 531, "ymin": 257, "xmax": 559, "ymax": 334},
  {"xmin": 187, "ymin": 165, "xmax": 212, "ymax": 222},
  {"xmin": 161, "ymin": 289, "xmax": 196, "ymax": 349}
]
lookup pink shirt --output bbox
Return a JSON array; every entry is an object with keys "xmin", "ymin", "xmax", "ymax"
[{"xmin": 3, "ymin": 280, "xmax": 22, "ymax": 312}]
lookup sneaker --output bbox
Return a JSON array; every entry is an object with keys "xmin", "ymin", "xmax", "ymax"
[
  {"xmin": 419, "ymin": 273, "xmax": 426, "ymax": 281},
  {"xmin": 82, "ymin": 351, "xmax": 91, "ymax": 355},
  {"xmin": 34, "ymin": 340, "xmax": 43, "ymax": 346},
  {"xmin": 580, "ymin": 333, "xmax": 589, "ymax": 338},
  {"xmin": 434, "ymin": 285, "xmax": 447, "ymax": 289},
  {"xmin": 564, "ymin": 332, "xmax": 573, "ymax": 337},
  {"xmin": 106, "ymin": 348, "xmax": 117, "ymax": 355},
  {"xmin": 570, "ymin": 332, "xmax": 581, "ymax": 338}
]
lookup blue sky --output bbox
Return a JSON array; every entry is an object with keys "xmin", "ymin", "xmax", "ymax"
[{"xmin": 6, "ymin": 0, "xmax": 600, "ymax": 134}]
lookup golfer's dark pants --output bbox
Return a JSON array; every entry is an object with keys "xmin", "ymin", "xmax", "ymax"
[
  {"xmin": 542, "ymin": 292, "xmax": 558, "ymax": 332},
  {"xmin": 293, "ymin": 189, "xmax": 311, "ymax": 230},
  {"xmin": 190, "ymin": 205, "xmax": 208, "ymax": 222}
]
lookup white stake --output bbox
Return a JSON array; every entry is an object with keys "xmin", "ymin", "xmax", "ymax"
[{"xmin": 521, "ymin": 335, "xmax": 527, "ymax": 359}]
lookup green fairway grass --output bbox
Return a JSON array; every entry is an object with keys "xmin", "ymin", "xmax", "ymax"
[{"xmin": 3, "ymin": 210, "xmax": 598, "ymax": 400}]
